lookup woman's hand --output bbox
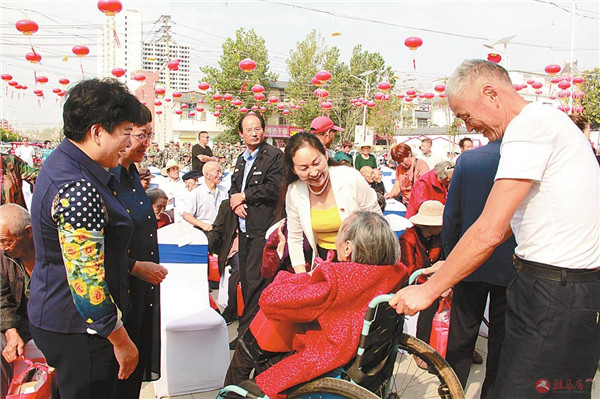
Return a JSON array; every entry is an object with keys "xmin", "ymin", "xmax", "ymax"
[
  {"xmin": 131, "ymin": 261, "xmax": 168, "ymax": 285},
  {"xmin": 276, "ymin": 220, "xmax": 286, "ymax": 254}
]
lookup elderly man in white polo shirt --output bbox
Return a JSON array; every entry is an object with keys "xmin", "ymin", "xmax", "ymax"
[
  {"xmin": 391, "ymin": 59, "xmax": 600, "ymax": 398},
  {"xmin": 183, "ymin": 161, "xmax": 228, "ymax": 232}
]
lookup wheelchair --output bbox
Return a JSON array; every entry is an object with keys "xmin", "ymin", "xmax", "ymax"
[{"xmin": 216, "ymin": 292, "xmax": 464, "ymax": 399}]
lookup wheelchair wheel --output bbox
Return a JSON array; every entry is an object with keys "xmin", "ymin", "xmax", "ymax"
[
  {"xmin": 288, "ymin": 377, "xmax": 380, "ymax": 399},
  {"xmin": 377, "ymin": 333, "xmax": 464, "ymax": 399}
]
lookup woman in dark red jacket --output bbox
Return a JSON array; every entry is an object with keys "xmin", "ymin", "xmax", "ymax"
[
  {"xmin": 404, "ymin": 160, "xmax": 454, "ymax": 219},
  {"xmin": 400, "ymin": 200, "xmax": 444, "ymax": 349}
]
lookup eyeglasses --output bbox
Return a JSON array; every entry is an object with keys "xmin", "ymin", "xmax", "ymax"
[{"xmin": 132, "ymin": 132, "xmax": 155, "ymax": 143}]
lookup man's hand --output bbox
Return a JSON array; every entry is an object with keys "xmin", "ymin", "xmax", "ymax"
[
  {"xmin": 108, "ymin": 326, "xmax": 139, "ymax": 380},
  {"xmin": 233, "ymin": 204, "xmax": 247, "ymax": 218},
  {"xmin": 198, "ymin": 154, "xmax": 209, "ymax": 162},
  {"xmin": 389, "ymin": 284, "xmax": 438, "ymax": 316},
  {"xmin": 2, "ymin": 328, "xmax": 24, "ymax": 363},
  {"xmin": 422, "ymin": 260, "xmax": 444, "ymax": 275},
  {"xmin": 230, "ymin": 193, "xmax": 245, "ymax": 211},
  {"xmin": 131, "ymin": 261, "xmax": 168, "ymax": 285}
]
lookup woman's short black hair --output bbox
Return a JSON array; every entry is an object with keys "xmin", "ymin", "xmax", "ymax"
[
  {"xmin": 63, "ymin": 78, "xmax": 144, "ymax": 142},
  {"xmin": 138, "ymin": 103, "xmax": 153, "ymax": 126},
  {"xmin": 237, "ymin": 112, "xmax": 265, "ymax": 133}
]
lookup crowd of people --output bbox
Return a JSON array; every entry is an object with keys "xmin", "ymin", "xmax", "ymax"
[{"xmin": 1, "ymin": 58, "xmax": 599, "ymax": 399}]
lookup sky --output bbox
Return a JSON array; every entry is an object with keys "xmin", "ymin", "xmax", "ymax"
[{"xmin": 1, "ymin": 0, "xmax": 599, "ymax": 132}]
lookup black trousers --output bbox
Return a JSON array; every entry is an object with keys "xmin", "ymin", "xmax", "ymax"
[
  {"xmin": 445, "ymin": 281, "xmax": 507, "ymax": 399},
  {"xmin": 238, "ymin": 233, "xmax": 271, "ymax": 337},
  {"xmin": 492, "ymin": 270, "xmax": 600, "ymax": 398},
  {"xmin": 30, "ymin": 325, "xmax": 118, "ymax": 399}
]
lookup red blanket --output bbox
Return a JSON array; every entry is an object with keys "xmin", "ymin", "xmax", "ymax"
[{"xmin": 255, "ymin": 261, "xmax": 408, "ymax": 398}]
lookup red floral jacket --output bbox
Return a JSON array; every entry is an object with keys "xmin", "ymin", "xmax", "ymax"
[{"xmin": 255, "ymin": 260, "xmax": 407, "ymax": 398}]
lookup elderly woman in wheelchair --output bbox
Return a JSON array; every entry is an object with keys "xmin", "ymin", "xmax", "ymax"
[{"xmin": 218, "ymin": 211, "xmax": 464, "ymax": 399}]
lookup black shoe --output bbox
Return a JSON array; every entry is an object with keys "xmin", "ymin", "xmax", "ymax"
[
  {"xmin": 222, "ymin": 310, "xmax": 238, "ymax": 325},
  {"xmin": 472, "ymin": 350, "xmax": 483, "ymax": 364},
  {"xmin": 229, "ymin": 337, "xmax": 239, "ymax": 350}
]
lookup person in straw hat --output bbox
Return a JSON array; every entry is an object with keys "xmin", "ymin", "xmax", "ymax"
[
  {"xmin": 353, "ymin": 142, "xmax": 377, "ymax": 171},
  {"xmin": 399, "ymin": 200, "xmax": 446, "ymax": 354}
]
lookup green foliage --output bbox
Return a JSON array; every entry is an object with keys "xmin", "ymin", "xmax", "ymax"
[
  {"xmin": 285, "ymin": 31, "xmax": 398, "ymax": 144},
  {"xmin": 1, "ymin": 127, "xmax": 20, "ymax": 142},
  {"xmin": 448, "ymin": 117, "xmax": 463, "ymax": 136},
  {"xmin": 582, "ymin": 68, "xmax": 600, "ymax": 129},
  {"xmin": 199, "ymin": 28, "xmax": 278, "ymax": 138}
]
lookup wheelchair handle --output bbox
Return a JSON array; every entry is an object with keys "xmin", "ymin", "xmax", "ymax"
[{"xmin": 408, "ymin": 269, "xmax": 426, "ymax": 285}]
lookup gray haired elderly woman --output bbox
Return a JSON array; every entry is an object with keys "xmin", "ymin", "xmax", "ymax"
[{"xmin": 404, "ymin": 160, "xmax": 454, "ymax": 219}]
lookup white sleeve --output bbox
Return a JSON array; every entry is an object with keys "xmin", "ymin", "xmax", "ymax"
[
  {"xmin": 352, "ymin": 168, "xmax": 382, "ymax": 214},
  {"xmin": 285, "ymin": 187, "xmax": 306, "ymax": 268}
]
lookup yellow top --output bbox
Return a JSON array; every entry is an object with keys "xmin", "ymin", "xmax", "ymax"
[{"xmin": 310, "ymin": 206, "xmax": 342, "ymax": 250}]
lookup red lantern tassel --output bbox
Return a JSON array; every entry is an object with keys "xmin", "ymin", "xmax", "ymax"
[
  {"xmin": 240, "ymin": 76, "xmax": 247, "ymax": 94},
  {"xmin": 113, "ymin": 28, "xmax": 121, "ymax": 47},
  {"xmin": 413, "ymin": 56, "xmax": 416, "ymax": 72}
]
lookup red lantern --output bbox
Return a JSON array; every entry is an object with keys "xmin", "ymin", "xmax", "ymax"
[
  {"xmin": 198, "ymin": 82, "xmax": 210, "ymax": 91},
  {"xmin": 277, "ymin": 104, "xmax": 285, "ymax": 110},
  {"xmin": 155, "ymin": 87, "xmax": 166, "ymax": 96},
  {"xmin": 25, "ymin": 52, "xmax": 42, "ymax": 63},
  {"xmin": 259, "ymin": 106, "xmax": 267, "ymax": 112},
  {"xmin": 397, "ymin": 93, "xmax": 405, "ymax": 99},
  {"xmin": 238, "ymin": 58, "xmax": 257, "ymax": 73},
  {"xmin": 254, "ymin": 93, "xmax": 265, "ymax": 101},
  {"xmin": 181, "ymin": 104, "xmax": 188, "ymax": 109},
  {"xmin": 8, "ymin": 81, "xmax": 18, "ymax": 87},
  {"xmin": 561, "ymin": 76, "xmax": 572, "ymax": 83},
  {"xmin": 314, "ymin": 89, "xmax": 329, "ymax": 98},
  {"xmin": 526, "ymin": 79, "xmax": 535, "ymax": 85},
  {"xmin": 196, "ymin": 107, "xmax": 205, "ymax": 112},
  {"xmin": 251, "ymin": 85, "xmax": 265, "ymax": 94},
  {"xmin": 133, "ymin": 74, "xmax": 146, "ymax": 82},
  {"xmin": 487, "ymin": 53, "xmax": 502, "ymax": 63},
  {"xmin": 544, "ymin": 64, "xmax": 561, "ymax": 76},
  {"xmin": 572, "ymin": 77, "xmax": 584, "ymax": 85},
  {"xmin": 423, "ymin": 92, "xmax": 435, "ymax": 99},
  {"xmin": 378, "ymin": 82, "xmax": 391, "ymax": 91},
  {"xmin": 188, "ymin": 112, "xmax": 195, "ymax": 117},
  {"xmin": 531, "ymin": 82, "xmax": 543, "ymax": 90},
  {"xmin": 33, "ymin": 89, "xmax": 43, "ymax": 96},
  {"xmin": 111, "ymin": 68, "xmax": 125, "ymax": 78},
  {"xmin": 557, "ymin": 105, "xmax": 570, "ymax": 113},
  {"xmin": 52, "ymin": 88, "xmax": 61, "ymax": 94},
  {"xmin": 557, "ymin": 81, "xmax": 571, "ymax": 90},
  {"xmin": 167, "ymin": 60, "xmax": 179, "ymax": 71},
  {"xmin": 439, "ymin": 93, "xmax": 447, "ymax": 98},
  {"xmin": 321, "ymin": 101, "xmax": 332, "ymax": 109},
  {"xmin": 155, "ymin": 110, "xmax": 162, "ymax": 115},
  {"xmin": 268, "ymin": 96, "xmax": 279, "ymax": 104},
  {"xmin": 16, "ymin": 19, "xmax": 39, "ymax": 35},
  {"xmin": 558, "ymin": 90, "xmax": 571, "ymax": 98},
  {"xmin": 232, "ymin": 99, "xmax": 243, "ymax": 107},
  {"xmin": 404, "ymin": 37, "xmax": 423, "ymax": 50},
  {"xmin": 213, "ymin": 111, "xmax": 221, "ymax": 117},
  {"xmin": 57, "ymin": 90, "xmax": 65, "ymax": 97},
  {"xmin": 72, "ymin": 45, "xmax": 90, "ymax": 57},
  {"xmin": 299, "ymin": 99, "xmax": 306, "ymax": 105},
  {"xmin": 434, "ymin": 84, "xmax": 446, "ymax": 93},
  {"xmin": 572, "ymin": 105, "xmax": 583, "ymax": 114},
  {"xmin": 572, "ymin": 91, "xmax": 584, "ymax": 100},
  {"xmin": 154, "ymin": 100, "xmax": 162, "ymax": 106},
  {"xmin": 251, "ymin": 105, "xmax": 259, "ymax": 112},
  {"xmin": 240, "ymin": 107, "xmax": 249, "ymax": 114},
  {"xmin": 212, "ymin": 93, "xmax": 222, "ymax": 101},
  {"xmin": 367, "ymin": 101, "xmax": 376, "ymax": 108},
  {"xmin": 535, "ymin": 90, "xmax": 542, "ymax": 95},
  {"xmin": 59, "ymin": 78, "xmax": 70, "ymax": 85},
  {"xmin": 315, "ymin": 70, "xmax": 332, "ymax": 83},
  {"xmin": 311, "ymin": 77, "xmax": 322, "ymax": 87},
  {"xmin": 36, "ymin": 76, "xmax": 48, "ymax": 84},
  {"xmin": 175, "ymin": 110, "xmax": 183, "ymax": 115},
  {"xmin": 1, "ymin": 74, "xmax": 13, "ymax": 81},
  {"xmin": 172, "ymin": 92, "xmax": 182, "ymax": 98},
  {"xmin": 374, "ymin": 93, "xmax": 384, "ymax": 101},
  {"xmin": 223, "ymin": 93, "xmax": 233, "ymax": 101},
  {"xmin": 215, "ymin": 104, "xmax": 223, "ymax": 110},
  {"xmin": 283, "ymin": 109, "xmax": 290, "ymax": 115},
  {"xmin": 165, "ymin": 98, "xmax": 171, "ymax": 102},
  {"xmin": 550, "ymin": 77, "xmax": 560, "ymax": 84},
  {"xmin": 97, "ymin": 0, "xmax": 122, "ymax": 16},
  {"xmin": 406, "ymin": 89, "xmax": 416, "ymax": 96}
]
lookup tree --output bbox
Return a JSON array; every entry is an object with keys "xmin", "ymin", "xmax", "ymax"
[
  {"xmin": 1, "ymin": 127, "xmax": 20, "ymax": 142},
  {"xmin": 200, "ymin": 28, "xmax": 278, "ymax": 143},
  {"xmin": 582, "ymin": 68, "xmax": 600, "ymax": 129}
]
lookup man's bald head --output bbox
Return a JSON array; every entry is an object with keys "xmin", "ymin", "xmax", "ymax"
[
  {"xmin": 202, "ymin": 161, "xmax": 222, "ymax": 188},
  {"xmin": 0, "ymin": 204, "xmax": 33, "ymax": 259}
]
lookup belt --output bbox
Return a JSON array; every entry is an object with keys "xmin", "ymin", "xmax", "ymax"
[{"xmin": 514, "ymin": 258, "xmax": 600, "ymax": 284}]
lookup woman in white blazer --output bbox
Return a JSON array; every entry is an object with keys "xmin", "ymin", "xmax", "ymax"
[{"xmin": 281, "ymin": 133, "xmax": 381, "ymax": 273}]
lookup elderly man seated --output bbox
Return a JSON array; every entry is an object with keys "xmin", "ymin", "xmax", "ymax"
[
  {"xmin": 183, "ymin": 161, "xmax": 228, "ymax": 232},
  {"xmin": 0, "ymin": 204, "xmax": 43, "ymax": 397}
]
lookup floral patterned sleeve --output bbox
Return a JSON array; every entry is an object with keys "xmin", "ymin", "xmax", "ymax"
[{"xmin": 51, "ymin": 180, "xmax": 121, "ymax": 337}]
